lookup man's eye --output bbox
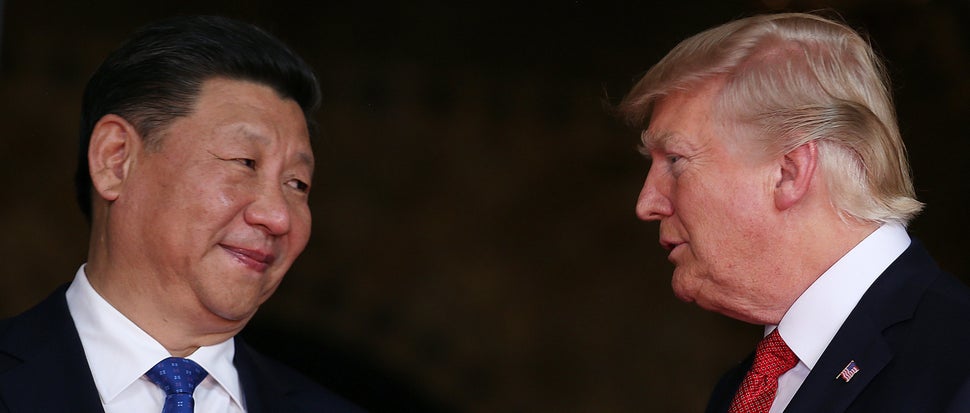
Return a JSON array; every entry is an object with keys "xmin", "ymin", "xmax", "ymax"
[
  {"xmin": 236, "ymin": 158, "xmax": 256, "ymax": 169},
  {"xmin": 666, "ymin": 155, "xmax": 682, "ymax": 164},
  {"xmin": 287, "ymin": 179, "xmax": 310, "ymax": 193}
]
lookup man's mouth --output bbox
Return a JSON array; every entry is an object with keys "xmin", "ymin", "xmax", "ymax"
[
  {"xmin": 660, "ymin": 237, "xmax": 681, "ymax": 252},
  {"xmin": 221, "ymin": 244, "xmax": 276, "ymax": 271}
]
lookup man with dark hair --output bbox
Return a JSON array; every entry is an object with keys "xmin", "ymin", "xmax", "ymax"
[
  {"xmin": 621, "ymin": 12, "xmax": 970, "ymax": 413},
  {"xmin": 0, "ymin": 16, "xmax": 363, "ymax": 412}
]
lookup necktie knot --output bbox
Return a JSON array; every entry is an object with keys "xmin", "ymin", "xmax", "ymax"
[
  {"xmin": 146, "ymin": 357, "xmax": 208, "ymax": 413},
  {"xmin": 728, "ymin": 329, "xmax": 799, "ymax": 413},
  {"xmin": 749, "ymin": 329, "xmax": 799, "ymax": 378}
]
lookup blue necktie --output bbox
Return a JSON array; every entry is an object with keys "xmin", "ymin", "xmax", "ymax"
[{"xmin": 146, "ymin": 357, "xmax": 209, "ymax": 413}]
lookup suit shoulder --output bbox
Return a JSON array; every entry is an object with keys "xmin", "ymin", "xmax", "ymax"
[
  {"xmin": 921, "ymin": 271, "xmax": 970, "ymax": 323},
  {"xmin": 244, "ymin": 346, "xmax": 326, "ymax": 389},
  {"xmin": 237, "ymin": 340, "xmax": 367, "ymax": 413},
  {"xmin": 0, "ymin": 286, "xmax": 73, "ymax": 354},
  {"xmin": 885, "ymin": 270, "xmax": 970, "ymax": 360},
  {"xmin": 0, "ymin": 315, "xmax": 18, "ymax": 372},
  {"xmin": 0, "ymin": 316, "xmax": 12, "ymax": 337}
]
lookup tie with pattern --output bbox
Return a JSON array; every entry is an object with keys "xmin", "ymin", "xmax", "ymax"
[
  {"xmin": 728, "ymin": 329, "xmax": 799, "ymax": 413},
  {"xmin": 146, "ymin": 357, "xmax": 209, "ymax": 413}
]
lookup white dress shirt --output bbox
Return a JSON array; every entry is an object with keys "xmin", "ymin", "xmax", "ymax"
[
  {"xmin": 764, "ymin": 223, "xmax": 911, "ymax": 413},
  {"xmin": 65, "ymin": 266, "xmax": 247, "ymax": 413}
]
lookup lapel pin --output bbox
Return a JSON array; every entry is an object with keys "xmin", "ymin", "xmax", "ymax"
[{"xmin": 836, "ymin": 360, "xmax": 860, "ymax": 382}]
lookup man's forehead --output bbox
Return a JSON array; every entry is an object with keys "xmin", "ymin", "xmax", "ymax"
[
  {"xmin": 640, "ymin": 94, "xmax": 691, "ymax": 152},
  {"xmin": 227, "ymin": 114, "xmax": 314, "ymax": 156},
  {"xmin": 640, "ymin": 81, "xmax": 727, "ymax": 153}
]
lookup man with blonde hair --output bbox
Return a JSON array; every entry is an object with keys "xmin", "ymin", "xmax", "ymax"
[{"xmin": 621, "ymin": 12, "xmax": 970, "ymax": 412}]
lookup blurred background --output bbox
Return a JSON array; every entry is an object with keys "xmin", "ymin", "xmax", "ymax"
[{"xmin": 1, "ymin": 0, "xmax": 967, "ymax": 411}]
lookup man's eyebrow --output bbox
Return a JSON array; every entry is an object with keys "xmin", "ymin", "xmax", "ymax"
[
  {"xmin": 236, "ymin": 126, "xmax": 315, "ymax": 169},
  {"xmin": 236, "ymin": 125, "xmax": 271, "ymax": 145},
  {"xmin": 295, "ymin": 151, "xmax": 315, "ymax": 170},
  {"xmin": 640, "ymin": 129, "xmax": 674, "ymax": 153}
]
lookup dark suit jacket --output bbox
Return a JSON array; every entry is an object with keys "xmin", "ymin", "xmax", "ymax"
[
  {"xmin": 706, "ymin": 240, "xmax": 970, "ymax": 413},
  {"xmin": 0, "ymin": 285, "xmax": 365, "ymax": 413}
]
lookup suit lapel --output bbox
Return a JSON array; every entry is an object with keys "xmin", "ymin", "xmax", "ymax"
[
  {"xmin": 784, "ymin": 241, "xmax": 939, "ymax": 413},
  {"xmin": 0, "ymin": 286, "xmax": 104, "ymax": 413},
  {"xmin": 784, "ymin": 315, "xmax": 892, "ymax": 413},
  {"xmin": 235, "ymin": 337, "xmax": 288, "ymax": 413},
  {"xmin": 705, "ymin": 354, "xmax": 753, "ymax": 413}
]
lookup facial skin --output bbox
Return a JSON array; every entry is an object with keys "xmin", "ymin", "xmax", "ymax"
[
  {"xmin": 85, "ymin": 78, "xmax": 313, "ymax": 355},
  {"xmin": 635, "ymin": 81, "xmax": 796, "ymax": 324}
]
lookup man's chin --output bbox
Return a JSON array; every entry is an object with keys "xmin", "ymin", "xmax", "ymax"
[
  {"xmin": 670, "ymin": 272, "xmax": 698, "ymax": 303},
  {"xmin": 203, "ymin": 294, "xmax": 264, "ymax": 325}
]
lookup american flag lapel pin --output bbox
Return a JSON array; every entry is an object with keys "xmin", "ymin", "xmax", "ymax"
[{"xmin": 836, "ymin": 360, "xmax": 860, "ymax": 383}]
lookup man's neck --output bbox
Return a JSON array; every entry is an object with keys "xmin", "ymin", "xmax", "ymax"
[
  {"xmin": 757, "ymin": 212, "xmax": 882, "ymax": 325},
  {"xmin": 84, "ymin": 256, "xmax": 244, "ymax": 356}
]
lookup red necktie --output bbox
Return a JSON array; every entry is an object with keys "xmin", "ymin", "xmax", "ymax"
[{"xmin": 728, "ymin": 329, "xmax": 799, "ymax": 413}]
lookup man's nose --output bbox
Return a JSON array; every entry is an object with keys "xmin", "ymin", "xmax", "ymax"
[
  {"xmin": 635, "ymin": 171, "xmax": 673, "ymax": 221},
  {"xmin": 246, "ymin": 183, "xmax": 292, "ymax": 235}
]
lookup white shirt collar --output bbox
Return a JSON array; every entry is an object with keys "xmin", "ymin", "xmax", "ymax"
[
  {"xmin": 770, "ymin": 223, "xmax": 910, "ymax": 369},
  {"xmin": 65, "ymin": 265, "xmax": 245, "ymax": 408}
]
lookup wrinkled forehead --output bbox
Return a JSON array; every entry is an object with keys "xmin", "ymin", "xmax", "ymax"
[
  {"xmin": 233, "ymin": 122, "xmax": 315, "ymax": 167},
  {"xmin": 639, "ymin": 84, "xmax": 767, "ymax": 161},
  {"xmin": 638, "ymin": 83, "xmax": 720, "ymax": 149}
]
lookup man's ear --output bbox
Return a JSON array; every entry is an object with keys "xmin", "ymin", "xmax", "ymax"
[
  {"xmin": 88, "ymin": 114, "xmax": 141, "ymax": 202},
  {"xmin": 774, "ymin": 140, "xmax": 818, "ymax": 211}
]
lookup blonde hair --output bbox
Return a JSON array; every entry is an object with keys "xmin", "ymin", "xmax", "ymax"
[{"xmin": 620, "ymin": 12, "xmax": 923, "ymax": 225}]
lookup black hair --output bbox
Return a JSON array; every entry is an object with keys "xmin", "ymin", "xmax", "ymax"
[{"xmin": 75, "ymin": 15, "xmax": 321, "ymax": 222}]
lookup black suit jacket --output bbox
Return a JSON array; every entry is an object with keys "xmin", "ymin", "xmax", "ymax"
[
  {"xmin": 0, "ymin": 285, "xmax": 365, "ymax": 413},
  {"xmin": 706, "ymin": 240, "xmax": 970, "ymax": 413}
]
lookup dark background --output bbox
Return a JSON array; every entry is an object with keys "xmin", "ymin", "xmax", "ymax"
[{"xmin": 1, "ymin": 0, "xmax": 967, "ymax": 412}]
